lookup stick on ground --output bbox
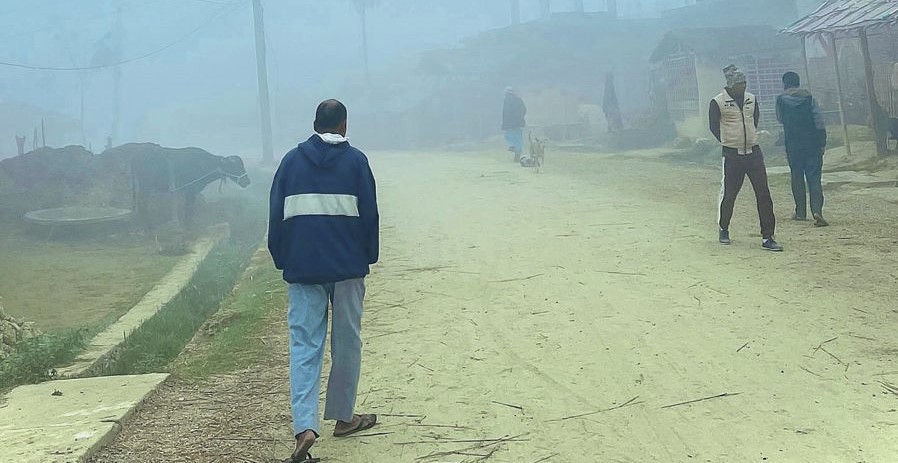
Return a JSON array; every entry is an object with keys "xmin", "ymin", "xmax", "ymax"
[{"xmin": 661, "ymin": 392, "xmax": 741, "ymax": 409}]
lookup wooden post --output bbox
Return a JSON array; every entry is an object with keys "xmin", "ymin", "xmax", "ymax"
[
  {"xmin": 801, "ymin": 36, "xmax": 811, "ymax": 86},
  {"xmin": 859, "ymin": 28, "xmax": 887, "ymax": 156},
  {"xmin": 15, "ymin": 135, "xmax": 25, "ymax": 155},
  {"xmin": 41, "ymin": 118, "xmax": 46, "ymax": 148},
  {"xmin": 829, "ymin": 32, "xmax": 852, "ymax": 157}
]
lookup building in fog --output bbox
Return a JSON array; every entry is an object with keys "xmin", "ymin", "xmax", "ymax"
[
  {"xmin": 650, "ymin": 26, "xmax": 804, "ymax": 138},
  {"xmin": 617, "ymin": 0, "xmax": 699, "ymax": 18}
]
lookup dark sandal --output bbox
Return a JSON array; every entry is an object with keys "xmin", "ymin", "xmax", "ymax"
[
  {"xmin": 282, "ymin": 452, "xmax": 320, "ymax": 463},
  {"xmin": 333, "ymin": 414, "xmax": 377, "ymax": 437}
]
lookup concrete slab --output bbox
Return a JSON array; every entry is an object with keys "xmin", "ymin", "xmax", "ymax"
[
  {"xmin": 0, "ymin": 374, "xmax": 168, "ymax": 463},
  {"xmin": 822, "ymin": 171, "xmax": 898, "ymax": 190},
  {"xmin": 849, "ymin": 186, "xmax": 898, "ymax": 204},
  {"xmin": 57, "ymin": 223, "xmax": 228, "ymax": 377},
  {"xmin": 769, "ymin": 167, "xmax": 898, "ymax": 189}
]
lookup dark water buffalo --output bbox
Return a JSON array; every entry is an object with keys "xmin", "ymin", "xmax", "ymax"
[{"xmin": 117, "ymin": 143, "xmax": 250, "ymax": 228}]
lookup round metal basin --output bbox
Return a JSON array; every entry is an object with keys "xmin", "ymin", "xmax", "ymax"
[{"xmin": 24, "ymin": 207, "xmax": 132, "ymax": 226}]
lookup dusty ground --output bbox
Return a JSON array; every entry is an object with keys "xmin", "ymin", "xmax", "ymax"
[{"xmin": 91, "ymin": 147, "xmax": 898, "ymax": 463}]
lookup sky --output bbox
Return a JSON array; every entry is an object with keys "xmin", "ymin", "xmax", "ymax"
[{"xmin": 0, "ymin": 0, "xmax": 520, "ymax": 155}]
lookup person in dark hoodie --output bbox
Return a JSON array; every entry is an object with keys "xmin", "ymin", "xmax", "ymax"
[
  {"xmin": 502, "ymin": 87, "xmax": 527, "ymax": 163},
  {"xmin": 268, "ymin": 99, "xmax": 379, "ymax": 463},
  {"xmin": 776, "ymin": 72, "xmax": 829, "ymax": 226}
]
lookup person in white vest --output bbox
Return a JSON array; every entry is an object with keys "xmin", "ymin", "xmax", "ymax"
[{"xmin": 709, "ymin": 65, "xmax": 783, "ymax": 251}]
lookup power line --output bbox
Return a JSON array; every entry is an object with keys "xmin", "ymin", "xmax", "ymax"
[{"xmin": 0, "ymin": 0, "xmax": 245, "ymax": 72}]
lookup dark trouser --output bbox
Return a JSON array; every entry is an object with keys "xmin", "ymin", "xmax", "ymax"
[
  {"xmin": 718, "ymin": 150, "xmax": 776, "ymax": 239},
  {"xmin": 787, "ymin": 150, "xmax": 824, "ymax": 218}
]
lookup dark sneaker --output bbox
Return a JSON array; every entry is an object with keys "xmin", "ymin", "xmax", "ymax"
[
  {"xmin": 813, "ymin": 213, "xmax": 829, "ymax": 227},
  {"xmin": 791, "ymin": 213, "xmax": 807, "ymax": 221},
  {"xmin": 719, "ymin": 229, "xmax": 731, "ymax": 245},
  {"xmin": 762, "ymin": 238, "xmax": 783, "ymax": 252}
]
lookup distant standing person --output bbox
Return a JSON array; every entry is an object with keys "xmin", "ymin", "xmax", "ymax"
[
  {"xmin": 502, "ymin": 87, "xmax": 527, "ymax": 163},
  {"xmin": 776, "ymin": 71, "xmax": 829, "ymax": 227},
  {"xmin": 268, "ymin": 99, "xmax": 380, "ymax": 463},
  {"xmin": 603, "ymin": 73, "xmax": 624, "ymax": 133},
  {"xmin": 710, "ymin": 65, "xmax": 783, "ymax": 251}
]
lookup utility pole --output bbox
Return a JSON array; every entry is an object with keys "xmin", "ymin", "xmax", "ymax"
[
  {"xmin": 111, "ymin": 6, "xmax": 123, "ymax": 147},
  {"xmin": 510, "ymin": 0, "xmax": 521, "ymax": 24},
  {"xmin": 252, "ymin": 0, "xmax": 274, "ymax": 165}
]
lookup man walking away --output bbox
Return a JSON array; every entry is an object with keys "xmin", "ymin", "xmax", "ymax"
[
  {"xmin": 710, "ymin": 65, "xmax": 783, "ymax": 251},
  {"xmin": 776, "ymin": 71, "xmax": 829, "ymax": 227},
  {"xmin": 269, "ymin": 99, "xmax": 380, "ymax": 463},
  {"xmin": 503, "ymin": 87, "xmax": 527, "ymax": 163}
]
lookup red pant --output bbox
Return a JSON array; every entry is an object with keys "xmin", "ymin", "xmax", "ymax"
[{"xmin": 718, "ymin": 149, "xmax": 776, "ymax": 238}]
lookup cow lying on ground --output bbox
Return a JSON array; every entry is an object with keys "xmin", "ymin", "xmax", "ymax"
[{"xmin": 110, "ymin": 143, "xmax": 250, "ymax": 228}]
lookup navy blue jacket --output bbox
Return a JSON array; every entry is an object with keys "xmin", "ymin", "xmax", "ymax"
[
  {"xmin": 776, "ymin": 88, "xmax": 827, "ymax": 155},
  {"xmin": 268, "ymin": 135, "xmax": 379, "ymax": 284}
]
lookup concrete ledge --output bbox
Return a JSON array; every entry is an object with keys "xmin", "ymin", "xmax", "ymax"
[
  {"xmin": 57, "ymin": 223, "xmax": 229, "ymax": 378},
  {"xmin": 0, "ymin": 374, "xmax": 168, "ymax": 463}
]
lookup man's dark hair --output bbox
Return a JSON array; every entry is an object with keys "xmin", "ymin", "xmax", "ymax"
[
  {"xmin": 314, "ymin": 99, "xmax": 347, "ymax": 132},
  {"xmin": 782, "ymin": 72, "xmax": 801, "ymax": 89}
]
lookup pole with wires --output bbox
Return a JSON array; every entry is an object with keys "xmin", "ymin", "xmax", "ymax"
[{"xmin": 252, "ymin": 0, "xmax": 274, "ymax": 166}]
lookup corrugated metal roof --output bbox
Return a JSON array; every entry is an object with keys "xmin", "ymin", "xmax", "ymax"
[{"xmin": 782, "ymin": 0, "xmax": 898, "ymax": 35}]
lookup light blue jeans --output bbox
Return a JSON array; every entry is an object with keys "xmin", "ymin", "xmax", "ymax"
[
  {"xmin": 288, "ymin": 278, "xmax": 365, "ymax": 436},
  {"xmin": 504, "ymin": 128, "xmax": 524, "ymax": 156}
]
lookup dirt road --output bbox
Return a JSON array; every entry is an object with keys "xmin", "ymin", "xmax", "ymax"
[{"xmin": 92, "ymin": 148, "xmax": 898, "ymax": 462}]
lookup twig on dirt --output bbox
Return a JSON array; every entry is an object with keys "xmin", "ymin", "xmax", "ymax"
[
  {"xmin": 880, "ymin": 381, "xmax": 898, "ymax": 396},
  {"xmin": 848, "ymin": 333, "xmax": 875, "ymax": 341},
  {"xmin": 408, "ymin": 423, "xmax": 474, "ymax": 430},
  {"xmin": 368, "ymin": 329, "xmax": 411, "ymax": 339},
  {"xmin": 819, "ymin": 346, "xmax": 847, "ymax": 367},
  {"xmin": 661, "ymin": 392, "xmax": 741, "ymax": 409},
  {"xmin": 595, "ymin": 270, "xmax": 645, "ymax": 276},
  {"xmin": 768, "ymin": 295, "xmax": 789, "ymax": 304},
  {"xmin": 693, "ymin": 295, "xmax": 702, "ymax": 306},
  {"xmin": 549, "ymin": 396, "xmax": 641, "ymax": 421},
  {"xmin": 416, "ymin": 363, "xmax": 435, "ymax": 372},
  {"xmin": 472, "ymin": 446, "xmax": 501, "ymax": 462},
  {"xmin": 812, "ymin": 336, "xmax": 839, "ymax": 355},
  {"xmin": 531, "ymin": 310, "xmax": 549, "ymax": 315},
  {"xmin": 413, "ymin": 434, "xmax": 527, "ymax": 461},
  {"xmin": 872, "ymin": 371, "xmax": 898, "ymax": 376},
  {"xmin": 380, "ymin": 413, "xmax": 425, "ymax": 418},
  {"xmin": 532, "ymin": 453, "xmax": 559, "ymax": 463},
  {"xmin": 491, "ymin": 400, "xmax": 524, "ymax": 412},
  {"xmin": 852, "ymin": 307, "xmax": 871, "ymax": 315},
  {"xmin": 344, "ymin": 431, "xmax": 394, "ymax": 438},
  {"xmin": 490, "ymin": 274, "xmax": 544, "ymax": 283},
  {"xmin": 703, "ymin": 286, "xmax": 728, "ymax": 296},
  {"xmin": 799, "ymin": 365, "xmax": 822, "ymax": 377},
  {"xmin": 736, "ymin": 341, "xmax": 751, "ymax": 353},
  {"xmin": 401, "ymin": 435, "xmax": 529, "ymax": 446}
]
